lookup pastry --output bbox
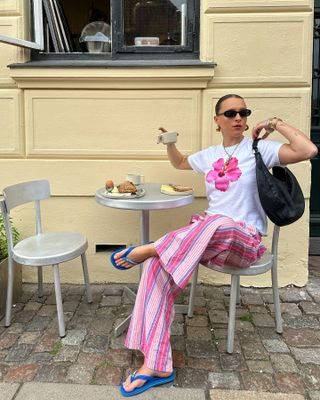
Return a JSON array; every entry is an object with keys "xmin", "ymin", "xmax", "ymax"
[
  {"xmin": 118, "ymin": 180, "xmax": 138, "ymax": 194},
  {"xmin": 170, "ymin": 184, "xmax": 193, "ymax": 192}
]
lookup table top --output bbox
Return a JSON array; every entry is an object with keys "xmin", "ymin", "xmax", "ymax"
[{"xmin": 95, "ymin": 182, "xmax": 194, "ymax": 211}]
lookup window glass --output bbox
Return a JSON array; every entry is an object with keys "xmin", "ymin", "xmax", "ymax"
[{"xmin": 123, "ymin": 0, "xmax": 187, "ymax": 47}]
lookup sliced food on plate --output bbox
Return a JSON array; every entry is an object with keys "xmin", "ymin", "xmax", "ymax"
[{"xmin": 161, "ymin": 184, "xmax": 193, "ymax": 196}]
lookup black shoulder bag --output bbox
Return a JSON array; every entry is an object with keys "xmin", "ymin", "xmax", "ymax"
[{"xmin": 252, "ymin": 139, "xmax": 305, "ymax": 226}]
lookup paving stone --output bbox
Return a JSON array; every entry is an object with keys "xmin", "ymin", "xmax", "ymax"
[
  {"xmin": 25, "ymin": 316, "xmax": 51, "ymax": 332},
  {"xmin": 186, "ymin": 357, "xmax": 221, "ymax": 371},
  {"xmin": 171, "ymin": 335, "xmax": 186, "ymax": 351},
  {"xmin": 252, "ymin": 313, "xmax": 275, "ymax": 327},
  {"xmin": 280, "ymin": 287, "xmax": 312, "ymax": 302},
  {"xmin": 246, "ymin": 360, "xmax": 274, "ymax": 373},
  {"xmin": 67, "ymin": 363, "xmax": 95, "ymax": 384},
  {"xmin": 94, "ymin": 365, "xmax": 123, "ymax": 385},
  {"xmin": 34, "ymin": 364, "xmax": 69, "ymax": 383},
  {"xmin": 87, "ymin": 319, "xmax": 114, "ymax": 335},
  {"xmin": 262, "ymin": 339, "xmax": 290, "ymax": 353},
  {"xmin": 103, "ymin": 286, "xmax": 123, "ymax": 296},
  {"xmin": 5, "ymin": 344, "xmax": 33, "ymax": 362},
  {"xmin": 83, "ymin": 335, "xmax": 109, "ymax": 353},
  {"xmin": 248, "ymin": 305, "xmax": 268, "ymax": 314},
  {"xmin": 186, "ymin": 326, "xmax": 212, "ymax": 341},
  {"xmin": 176, "ymin": 368, "xmax": 210, "ymax": 389},
  {"xmin": 18, "ymin": 332, "xmax": 41, "ymax": 345},
  {"xmin": 27, "ymin": 352, "xmax": 53, "ymax": 363},
  {"xmin": 274, "ymin": 373, "xmax": 305, "ymax": 394},
  {"xmin": 100, "ymin": 296, "xmax": 122, "ymax": 307},
  {"xmin": 186, "ymin": 315, "xmax": 209, "ymax": 327},
  {"xmin": 270, "ymin": 354, "xmax": 299, "ymax": 373},
  {"xmin": 300, "ymin": 302, "xmax": 320, "ymax": 315},
  {"xmin": 4, "ymin": 364, "xmax": 39, "ymax": 382},
  {"xmin": 53, "ymin": 345, "xmax": 80, "ymax": 362},
  {"xmin": 186, "ymin": 340, "xmax": 217, "ymax": 358},
  {"xmin": 208, "ymin": 372, "xmax": 241, "ymax": 389},
  {"xmin": 309, "ymin": 391, "xmax": 320, "ymax": 400},
  {"xmin": 241, "ymin": 293, "xmax": 264, "ymax": 306},
  {"xmin": 269, "ymin": 303, "xmax": 302, "ymax": 317},
  {"xmin": 172, "ymin": 321, "xmax": 184, "ymax": 336},
  {"xmin": 258, "ymin": 327, "xmax": 284, "ymax": 340},
  {"xmin": 291, "ymin": 348, "xmax": 320, "ymax": 364},
  {"xmin": 77, "ymin": 352, "xmax": 105, "ymax": 365},
  {"xmin": 34, "ymin": 332, "xmax": 58, "ymax": 353},
  {"xmin": 209, "ymin": 310, "xmax": 228, "ymax": 325},
  {"xmin": 240, "ymin": 337, "xmax": 268, "ymax": 360},
  {"xmin": 241, "ymin": 371, "xmax": 276, "ymax": 392},
  {"xmin": 300, "ymin": 364, "xmax": 320, "ymax": 390},
  {"xmin": 0, "ymin": 333, "xmax": 18, "ymax": 350},
  {"xmin": 23, "ymin": 302, "xmax": 42, "ymax": 312},
  {"xmin": 62, "ymin": 329, "xmax": 87, "ymax": 346},
  {"xmin": 220, "ymin": 353, "xmax": 247, "ymax": 371},
  {"xmin": 105, "ymin": 349, "xmax": 132, "ymax": 367},
  {"xmin": 235, "ymin": 320, "xmax": 255, "ymax": 332},
  {"xmin": 209, "ymin": 390, "xmax": 305, "ymax": 399},
  {"xmin": 216, "ymin": 338, "xmax": 241, "ymax": 354},
  {"xmin": 173, "ymin": 350, "xmax": 186, "ymax": 368},
  {"xmin": 206, "ymin": 300, "xmax": 226, "ymax": 311},
  {"xmin": 283, "ymin": 329, "xmax": 320, "ymax": 347},
  {"xmin": 2, "ymin": 323, "xmax": 24, "ymax": 334}
]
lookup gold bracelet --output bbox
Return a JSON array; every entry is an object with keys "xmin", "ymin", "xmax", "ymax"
[{"xmin": 268, "ymin": 117, "xmax": 283, "ymax": 132}]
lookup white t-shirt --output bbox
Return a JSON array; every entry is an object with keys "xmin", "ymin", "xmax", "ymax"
[{"xmin": 188, "ymin": 137, "xmax": 283, "ymax": 235}]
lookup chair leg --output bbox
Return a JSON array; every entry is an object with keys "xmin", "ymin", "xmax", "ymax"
[
  {"xmin": 187, "ymin": 266, "xmax": 199, "ymax": 318},
  {"xmin": 5, "ymin": 256, "xmax": 14, "ymax": 327},
  {"xmin": 52, "ymin": 264, "xmax": 65, "ymax": 338},
  {"xmin": 271, "ymin": 268, "xmax": 283, "ymax": 334},
  {"xmin": 236, "ymin": 280, "xmax": 240, "ymax": 305},
  {"xmin": 81, "ymin": 253, "xmax": 92, "ymax": 303},
  {"xmin": 37, "ymin": 267, "xmax": 43, "ymax": 298},
  {"xmin": 227, "ymin": 274, "xmax": 239, "ymax": 354}
]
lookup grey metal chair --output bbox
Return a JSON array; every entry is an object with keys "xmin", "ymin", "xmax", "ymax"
[
  {"xmin": 0, "ymin": 179, "xmax": 92, "ymax": 337},
  {"xmin": 187, "ymin": 225, "xmax": 282, "ymax": 353}
]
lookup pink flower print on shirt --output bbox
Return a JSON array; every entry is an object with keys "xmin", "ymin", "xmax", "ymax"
[{"xmin": 206, "ymin": 157, "xmax": 242, "ymax": 192}]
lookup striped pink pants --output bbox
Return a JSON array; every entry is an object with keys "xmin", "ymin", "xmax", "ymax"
[{"xmin": 125, "ymin": 214, "xmax": 266, "ymax": 372}]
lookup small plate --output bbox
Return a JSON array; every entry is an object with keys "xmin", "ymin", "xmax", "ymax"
[
  {"xmin": 161, "ymin": 184, "xmax": 193, "ymax": 196},
  {"xmin": 103, "ymin": 188, "xmax": 146, "ymax": 199}
]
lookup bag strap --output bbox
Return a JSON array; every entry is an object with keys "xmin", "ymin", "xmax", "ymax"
[{"xmin": 252, "ymin": 138, "xmax": 260, "ymax": 155}]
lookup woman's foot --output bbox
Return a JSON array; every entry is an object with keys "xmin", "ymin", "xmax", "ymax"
[
  {"xmin": 122, "ymin": 364, "xmax": 172, "ymax": 394},
  {"xmin": 113, "ymin": 243, "xmax": 157, "ymax": 269}
]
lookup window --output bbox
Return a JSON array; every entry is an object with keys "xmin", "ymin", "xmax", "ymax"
[{"xmin": 0, "ymin": 0, "xmax": 199, "ymax": 61}]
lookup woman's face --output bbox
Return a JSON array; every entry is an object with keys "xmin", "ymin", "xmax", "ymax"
[{"xmin": 214, "ymin": 97, "xmax": 249, "ymax": 139}]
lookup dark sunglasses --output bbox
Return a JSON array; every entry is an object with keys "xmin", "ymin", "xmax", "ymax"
[{"xmin": 217, "ymin": 108, "xmax": 252, "ymax": 118}]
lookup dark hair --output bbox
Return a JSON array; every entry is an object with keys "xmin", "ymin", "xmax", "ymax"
[{"xmin": 215, "ymin": 94, "xmax": 244, "ymax": 115}]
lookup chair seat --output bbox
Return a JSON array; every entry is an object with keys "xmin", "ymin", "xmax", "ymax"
[
  {"xmin": 205, "ymin": 251, "xmax": 274, "ymax": 276},
  {"xmin": 13, "ymin": 232, "xmax": 88, "ymax": 266}
]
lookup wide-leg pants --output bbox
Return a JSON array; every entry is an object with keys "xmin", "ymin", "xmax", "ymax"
[{"xmin": 125, "ymin": 214, "xmax": 266, "ymax": 372}]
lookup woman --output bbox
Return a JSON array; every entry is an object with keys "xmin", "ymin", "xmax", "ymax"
[{"xmin": 111, "ymin": 94, "xmax": 318, "ymax": 397}]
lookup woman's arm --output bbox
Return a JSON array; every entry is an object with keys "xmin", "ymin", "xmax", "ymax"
[
  {"xmin": 158, "ymin": 127, "xmax": 192, "ymax": 170},
  {"xmin": 252, "ymin": 118, "xmax": 318, "ymax": 165}
]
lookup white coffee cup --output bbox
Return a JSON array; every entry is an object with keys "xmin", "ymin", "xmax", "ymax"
[
  {"xmin": 126, "ymin": 173, "xmax": 144, "ymax": 185},
  {"xmin": 157, "ymin": 131, "xmax": 178, "ymax": 145}
]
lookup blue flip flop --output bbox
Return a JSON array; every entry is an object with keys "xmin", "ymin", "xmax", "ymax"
[
  {"xmin": 110, "ymin": 246, "xmax": 140, "ymax": 270},
  {"xmin": 120, "ymin": 371, "xmax": 175, "ymax": 397}
]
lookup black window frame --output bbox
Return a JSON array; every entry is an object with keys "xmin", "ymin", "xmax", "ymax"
[{"xmin": 30, "ymin": 0, "xmax": 200, "ymax": 62}]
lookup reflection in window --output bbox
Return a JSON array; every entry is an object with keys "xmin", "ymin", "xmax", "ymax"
[{"xmin": 124, "ymin": 0, "xmax": 187, "ymax": 47}]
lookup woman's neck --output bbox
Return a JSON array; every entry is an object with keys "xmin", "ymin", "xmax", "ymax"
[{"xmin": 222, "ymin": 136, "xmax": 245, "ymax": 147}]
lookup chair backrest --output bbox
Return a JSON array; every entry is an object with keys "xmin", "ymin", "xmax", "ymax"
[
  {"xmin": 1, "ymin": 180, "xmax": 51, "ymax": 253},
  {"xmin": 2, "ymin": 180, "xmax": 50, "ymax": 212}
]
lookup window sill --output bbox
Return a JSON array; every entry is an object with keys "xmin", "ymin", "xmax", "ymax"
[{"xmin": 9, "ymin": 60, "xmax": 216, "ymax": 89}]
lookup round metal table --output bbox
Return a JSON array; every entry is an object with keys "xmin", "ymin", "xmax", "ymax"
[
  {"xmin": 95, "ymin": 182, "xmax": 194, "ymax": 336},
  {"xmin": 95, "ymin": 182, "xmax": 194, "ymax": 245}
]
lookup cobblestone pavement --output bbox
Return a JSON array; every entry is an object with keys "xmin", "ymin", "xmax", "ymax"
[{"xmin": 0, "ymin": 257, "xmax": 319, "ymax": 399}]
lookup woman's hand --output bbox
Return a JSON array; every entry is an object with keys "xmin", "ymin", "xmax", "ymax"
[{"xmin": 252, "ymin": 119, "xmax": 275, "ymax": 140}]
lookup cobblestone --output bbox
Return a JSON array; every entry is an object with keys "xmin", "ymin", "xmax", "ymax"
[{"xmin": 0, "ymin": 260, "xmax": 320, "ymax": 398}]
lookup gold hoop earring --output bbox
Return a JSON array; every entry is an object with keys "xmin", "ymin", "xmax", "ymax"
[
  {"xmin": 216, "ymin": 126, "xmax": 221, "ymax": 132},
  {"xmin": 245, "ymin": 125, "xmax": 249, "ymax": 131}
]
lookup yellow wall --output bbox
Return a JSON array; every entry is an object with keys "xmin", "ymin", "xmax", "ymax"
[{"xmin": 0, "ymin": 0, "xmax": 314, "ymax": 287}]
